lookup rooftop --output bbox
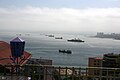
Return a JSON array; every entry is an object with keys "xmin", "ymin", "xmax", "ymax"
[
  {"xmin": 0, "ymin": 41, "xmax": 31, "ymax": 66},
  {"xmin": 89, "ymin": 57, "xmax": 103, "ymax": 60}
]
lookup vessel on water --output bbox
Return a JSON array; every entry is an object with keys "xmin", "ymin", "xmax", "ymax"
[
  {"xmin": 55, "ymin": 37, "xmax": 63, "ymax": 39},
  {"xmin": 49, "ymin": 35, "xmax": 54, "ymax": 37},
  {"xmin": 59, "ymin": 49, "xmax": 72, "ymax": 54},
  {"xmin": 67, "ymin": 38, "xmax": 84, "ymax": 42},
  {"xmin": 46, "ymin": 35, "xmax": 54, "ymax": 37}
]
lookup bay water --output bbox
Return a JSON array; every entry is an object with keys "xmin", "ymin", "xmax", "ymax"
[{"xmin": 1, "ymin": 31, "xmax": 120, "ymax": 67}]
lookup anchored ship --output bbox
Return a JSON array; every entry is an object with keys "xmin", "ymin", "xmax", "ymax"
[{"xmin": 67, "ymin": 38, "xmax": 84, "ymax": 42}]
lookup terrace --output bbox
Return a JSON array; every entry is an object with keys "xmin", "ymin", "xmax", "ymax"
[{"xmin": 0, "ymin": 65, "xmax": 120, "ymax": 80}]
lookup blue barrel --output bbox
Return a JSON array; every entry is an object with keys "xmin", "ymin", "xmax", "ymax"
[{"xmin": 10, "ymin": 37, "xmax": 25, "ymax": 58}]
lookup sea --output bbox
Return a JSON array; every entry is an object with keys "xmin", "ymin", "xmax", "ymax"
[{"xmin": 1, "ymin": 31, "xmax": 120, "ymax": 67}]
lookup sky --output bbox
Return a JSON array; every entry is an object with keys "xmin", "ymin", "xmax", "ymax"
[{"xmin": 0, "ymin": 0, "xmax": 120, "ymax": 33}]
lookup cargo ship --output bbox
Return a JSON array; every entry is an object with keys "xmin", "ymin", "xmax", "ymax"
[{"xmin": 67, "ymin": 38, "xmax": 84, "ymax": 42}]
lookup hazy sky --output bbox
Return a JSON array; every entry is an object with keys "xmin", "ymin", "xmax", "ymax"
[{"xmin": 0, "ymin": 0, "xmax": 120, "ymax": 32}]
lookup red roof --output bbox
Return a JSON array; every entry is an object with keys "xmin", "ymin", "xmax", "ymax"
[{"xmin": 0, "ymin": 41, "xmax": 32, "ymax": 66}]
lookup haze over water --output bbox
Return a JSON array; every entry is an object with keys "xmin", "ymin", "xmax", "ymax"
[{"xmin": 1, "ymin": 31, "xmax": 120, "ymax": 67}]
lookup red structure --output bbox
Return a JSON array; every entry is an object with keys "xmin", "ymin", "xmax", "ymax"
[{"xmin": 0, "ymin": 41, "xmax": 31, "ymax": 66}]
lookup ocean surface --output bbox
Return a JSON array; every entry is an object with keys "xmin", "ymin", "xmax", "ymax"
[{"xmin": 1, "ymin": 31, "xmax": 120, "ymax": 67}]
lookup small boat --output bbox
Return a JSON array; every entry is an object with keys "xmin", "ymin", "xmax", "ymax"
[
  {"xmin": 55, "ymin": 37, "xmax": 63, "ymax": 39},
  {"xmin": 59, "ymin": 50, "xmax": 72, "ymax": 54},
  {"xmin": 67, "ymin": 38, "xmax": 84, "ymax": 42},
  {"xmin": 46, "ymin": 35, "xmax": 54, "ymax": 37},
  {"xmin": 48, "ymin": 35, "xmax": 54, "ymax": 37}
]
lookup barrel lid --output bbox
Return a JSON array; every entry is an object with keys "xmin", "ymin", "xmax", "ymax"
[{"xmin": 11, "ymin": 37, "xmax": 25, "ymax": 42}]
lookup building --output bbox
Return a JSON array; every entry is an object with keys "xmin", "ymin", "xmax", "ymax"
[
  {"xmin": 102, "ymin": 53, "xmax": 120, "ymax": 77},
  {"xmin": 26, "ymin": 58, "xmax": 52, "ymax": 65},
  {"xmin": 88, "ymin": 53, "xmax": 120, "ymax": 80},
  {"xmin": 88, "ymin": 57, "xmax": 103, "ymax": 76},
  {"xmin": 103, "ymin": 53, "xmax": 120, "ymax": 68}
]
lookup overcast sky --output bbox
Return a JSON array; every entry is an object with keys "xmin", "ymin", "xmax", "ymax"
[{"xmin": 0, "ymin": 0, "xmax": 120, "ymax": 33}]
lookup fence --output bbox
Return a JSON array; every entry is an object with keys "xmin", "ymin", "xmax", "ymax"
[{"xmin": 0, "ymin": 65, "xmax": 120, "ymax": 80}]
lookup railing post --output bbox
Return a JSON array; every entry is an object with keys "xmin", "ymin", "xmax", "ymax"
[
  {"xmin": 44, "ymin": 66, "xmax": 47, "ymax": 80},
  {"xmin": 4, "ymin": 65, "xmax": 6, "ymax": 76},
  {"xmin": 107, "ymin": 68, "xmax": 109, "ymax": 80},
  {"xmin": 65, "ymin": 67, "xmax": 68, "ymax": 78},
  {"xmin": 86, "ymin": 68, "xmax": 88, "ymax": 80},
  {"xmin": 71, "ymin": 67, "xmax": 74, "ymax": 80},
  {"xmin": 113, "ymin": 68, "xmax": 115, "ymax": 80},
  {"xmin": 58, "ymin": 66, "xmax": 61, "ymax": 80},
  {"xmin": 78, "ymin": 67, "xmax": 81, "ymax": 80},
  {"xmin": 99, "ymin": 67, "xmax": 102, "ymax": 80},
  {"xmin": 10, "ymin": 65, "xmax": 13, "ymax": 80}
]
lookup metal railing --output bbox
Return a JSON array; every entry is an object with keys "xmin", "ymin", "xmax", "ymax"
[{"xmin": 0, "ymin": 65, "xmax": 120, "ymax": 80}]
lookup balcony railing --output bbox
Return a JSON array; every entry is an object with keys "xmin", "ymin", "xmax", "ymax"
[{"xmin": 0, "ymin": 64, "xmax": 120, "ymax": 80}]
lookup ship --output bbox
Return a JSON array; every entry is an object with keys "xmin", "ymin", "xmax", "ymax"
[
  {"xmin": 46, "ymin": 35, "xmax": 54, "ymax": 37},
  {"xmin": 55, "ymin": 37, "xmax": 63, "ymax": 39},
  {"xmin": 59, "ymin": 50, "xmax": 72, "ymax": 54},
  {"xmin": 67, "ymin": 38, "xmax": 84, "ymax": 42}
]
